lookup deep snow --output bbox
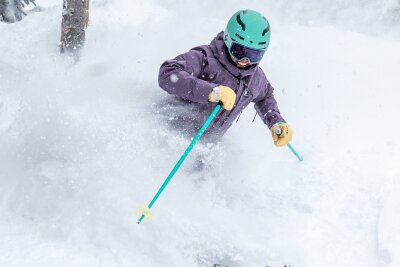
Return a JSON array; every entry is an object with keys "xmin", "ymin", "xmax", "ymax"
[{"xmin": 1, "ymin": 1, "xmax": 400, "ymax": 267}]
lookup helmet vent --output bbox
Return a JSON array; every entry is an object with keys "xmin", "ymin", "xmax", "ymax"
[
  {"xmin": 235, "ymin": 33, "xmax": 245, "ymax": 40},
  {"xmin": 262, "ymin": 25, "xmax": 270, "ymax": 36},
  {"xmin": 236, "ymin": 14, "xmax": 246, "ymax": 31},
  {"xmin": 259, "ymin": 41, "xmax": 267, "ymax": 45}
]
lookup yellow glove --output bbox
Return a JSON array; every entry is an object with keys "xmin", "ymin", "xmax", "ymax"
[
  {"xmin": 208, "ymin": 85, "xmax": 236, "ymax": 111},
  {"xmin": 271, "ymin": 123, "xmax": 293, "ymax": 147}
]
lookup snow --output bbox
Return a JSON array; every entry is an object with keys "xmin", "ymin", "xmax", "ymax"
[{"xmin": 1, "ymin": 1, "xmax": 400, "ymax": 266}]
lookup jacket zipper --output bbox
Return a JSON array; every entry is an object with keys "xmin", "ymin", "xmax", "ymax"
[
  {"xmin": 233, "ymin": 76, "xmax": 251, "ymax": 123},
  {"xmin": 218, "ymin": 75, "xmax": 248, "ymax": 126}
]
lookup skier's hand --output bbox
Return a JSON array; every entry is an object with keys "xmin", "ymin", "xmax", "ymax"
[
  {"xmin": 208, "ymin": 85, "xmax": 236, "ymax": 111},
  {"xmin": 271, "ymin": 123, "xmax": 293, "ymax": 147}
]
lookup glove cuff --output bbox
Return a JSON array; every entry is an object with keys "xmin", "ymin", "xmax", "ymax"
[{"xmin": 271, "ymin": 121, "xmax": 286, "ymax": 129}]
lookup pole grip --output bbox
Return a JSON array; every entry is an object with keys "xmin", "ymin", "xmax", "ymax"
[{"xmin": 274, "ymin": 125, "xmax": 303, "ymax": 162}]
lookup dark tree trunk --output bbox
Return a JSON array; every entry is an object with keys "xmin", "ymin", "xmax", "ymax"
[{"xmin": 60, "ymin": 0, "xmax": 89, "ymax": 59}]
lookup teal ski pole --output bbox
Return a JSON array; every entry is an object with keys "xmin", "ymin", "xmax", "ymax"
[
  {"xmin": 137, "ymin": 104, "xmax": 222, "ymax": 224},
  {"xmin": 275, "ymin": 127, "xmax": 303, "ymax": 162},
  {"xmin": 287, "ymin": 143, "xmax": 303, "ymax": 161}
]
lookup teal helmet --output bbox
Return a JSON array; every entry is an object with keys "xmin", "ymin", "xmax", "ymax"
[{"xmin": 224, "ymin": 9, "xmax": 271, "ymax": 54}]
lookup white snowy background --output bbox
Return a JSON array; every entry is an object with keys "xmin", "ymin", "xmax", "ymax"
[{"xmin": 1, "ymin": 0, "xmax": 400, "ymax": 266}]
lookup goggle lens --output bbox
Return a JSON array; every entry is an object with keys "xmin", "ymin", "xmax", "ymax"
[{"xmin": 229, "ymin": 42, "xmax": 265, "ymax": 64}]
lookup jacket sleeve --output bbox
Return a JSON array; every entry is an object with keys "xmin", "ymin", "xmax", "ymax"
[
  {"xmin": 253, "ymin": 77, "xmax": 286, "ymax": 129},
  {"xmin": 158, "ymin": 49, "xmax": 218, "ymax": 104}
]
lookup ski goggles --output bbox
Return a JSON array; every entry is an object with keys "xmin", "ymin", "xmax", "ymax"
[{"xmin": 229, "ymin": 42, "xmax": 265, "ymax": 64}]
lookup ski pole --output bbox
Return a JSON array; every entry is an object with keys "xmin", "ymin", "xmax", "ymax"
[
  {"xmin": 287, "ymin": 143, "xmax": 303, "ymax": 161},
  {"xmin": 275, "ymin": 128, "xmax": 303, "ymax": 162},
  {"xmin": 137, "ymin": 104, "xmax": 222, "ymax": 224}
]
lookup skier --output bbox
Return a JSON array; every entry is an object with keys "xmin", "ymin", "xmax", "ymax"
[{"xmin": 158, "ymin": 9, "xmax": 293, "ymax": 146}]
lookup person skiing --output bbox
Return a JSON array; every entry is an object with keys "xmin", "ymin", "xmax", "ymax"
[{"xmin": 158, "ymin": 9, "xmax": 293, "ymax": 147}]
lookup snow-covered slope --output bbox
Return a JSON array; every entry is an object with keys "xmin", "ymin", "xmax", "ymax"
[{"xmin": 1, "ymin": 1, "xmax": 399, "ymax": 266}]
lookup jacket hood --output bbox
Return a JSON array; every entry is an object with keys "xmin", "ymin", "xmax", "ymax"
[{"xmin": 209, "ymin": 31, "xmax": 258, "ymax": 79}]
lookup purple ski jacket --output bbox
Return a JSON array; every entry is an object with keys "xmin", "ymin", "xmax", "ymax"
[{"xmin": 158, "ymin": 31, "xmax": 285, "ymax": 139}]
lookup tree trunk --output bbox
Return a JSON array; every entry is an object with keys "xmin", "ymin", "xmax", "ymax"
[{"xmin": 60, "ymin": 0, "xmax": 89, "ymax": 59}]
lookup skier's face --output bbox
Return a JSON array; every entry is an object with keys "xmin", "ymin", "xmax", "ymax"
[{"xmin": 227, "ymin": 42, "xmax": 265, "ymax": 68}]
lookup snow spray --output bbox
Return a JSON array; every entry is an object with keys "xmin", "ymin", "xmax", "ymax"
[{"xmin": 137, "ymin": 104, "xmax": 222, "ymax": 224}]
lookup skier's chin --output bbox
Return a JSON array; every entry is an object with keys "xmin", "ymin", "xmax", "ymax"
[
  {"xmin": 231, "ymin": 56, "xmax": 252, "ymax": 68},
  {"xmin": 237, "ymin": 62, "xmax": 250, "ymax": 68}
]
